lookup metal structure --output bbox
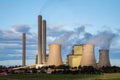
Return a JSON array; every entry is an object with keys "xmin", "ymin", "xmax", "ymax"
[
  {"xmin": 47, "ymin": 44, "xmax": 63, "ymax": 66},
  {"xmin": 80, "ymin": 44, "xmax": 96, "ymax": 68},
  {"xmin": 98, "ymin": 50, "xmax": 111, "ymax": 68}
]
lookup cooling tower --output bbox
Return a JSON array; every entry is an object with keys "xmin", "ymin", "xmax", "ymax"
[
  {"xmin": 42, "ymin": 20, "xmax": 46, "ymax": 64},
  {"xmin": 22, "ymin": 33, "xmax": 26, "ymax": 66},
  {"xmin": 80, "ymin": 44, "xmax": 96, "ymax": 68},
  {"xmin": 38, "ymin": 15, "xmax": 42, "ymax": 64},
  {"xmin": 47, "ymin": 44, "xmax": 63, "ymax": 66},
  {"xmin": 98, "ymin": 50, "xmax": 111, "ymax": 68}
]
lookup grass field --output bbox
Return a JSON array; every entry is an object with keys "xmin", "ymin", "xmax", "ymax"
[{"xmin": 0, "ymin": 73, "xmax": 120, "ymax": 80}]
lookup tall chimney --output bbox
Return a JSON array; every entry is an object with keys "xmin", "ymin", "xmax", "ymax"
[
  {"xmin": 38, "ymin": 15, "xmax": 42, "ymax": 64},
  {"xmin": 22, "ymin": 33, "xmax": 26, "ymax": 66},
  {"xmin": 42, "ymin": 20, "xmax": 46, "ymax": 64},
  {"xmin": 36, "ymin": 54, "xmax": 38, "ymax": 64}
]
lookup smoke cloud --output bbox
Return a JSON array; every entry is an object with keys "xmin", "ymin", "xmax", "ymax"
[
  {"xmin": 87, "ymin": 31, "xmax": 116, "ymax": 49},
  {"xmin": 49, "ymin": 25, "xmax": 118, "ymax": 55},
  {"xmin": 0, "ymin": 23, "xmax": 120, "ymax": 62}
]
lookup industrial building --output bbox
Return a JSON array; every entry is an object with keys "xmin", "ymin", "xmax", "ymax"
[
  {"xmin": 68, "ymin": 45, "xmax": 83, "ymax": 68},
  {"xmin": 18, "ymin": 15, "xmax": 111, "ymax": 70}
]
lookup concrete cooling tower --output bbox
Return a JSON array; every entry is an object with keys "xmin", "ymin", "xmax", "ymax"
[
  {"xmin": 98, "ymin": 50, "xmax": 111, "ymax": 68},
  {"xmin": 80, "ymin": 44, "xmax": 96, "ymax": 68},
  {"xmin": 47, "ymin": 44, "xmax": 63, "ymax": 66}
]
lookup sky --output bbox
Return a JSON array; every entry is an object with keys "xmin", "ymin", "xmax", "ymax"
[{"xmin": 0, "ymin": 0, "xmax": 120, "ymax": 66}]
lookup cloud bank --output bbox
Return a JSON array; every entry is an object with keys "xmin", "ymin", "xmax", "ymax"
[{"xmin": 0, "ymin": 24, "xmax": 120, "ymax": 66}]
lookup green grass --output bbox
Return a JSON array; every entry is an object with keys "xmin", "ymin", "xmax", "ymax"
[{"xmin": 0, "ymin": 73, "xmax": 120, "ymax": 80}]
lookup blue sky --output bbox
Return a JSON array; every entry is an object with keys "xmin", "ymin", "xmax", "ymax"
[{"xmin": 0, "ymin": 0, "xmax": 120, "ymax": 66}]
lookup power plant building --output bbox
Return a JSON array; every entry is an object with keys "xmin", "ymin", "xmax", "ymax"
[
  {"xmin": 19, "ymin": 15, "xmax": 111, "ymax": 70},
  {"xmin": 73, "ymin": 45, "xmax": 83, "ymax": 55},
  {"xmin": 68, "ymin": 45, "xmax": 83, "ymax": 68}
]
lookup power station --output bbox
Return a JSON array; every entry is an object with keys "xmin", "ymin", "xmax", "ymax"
[{"xmin": 20, "ymin": 15, "xmax": 111, "ymax": 69}]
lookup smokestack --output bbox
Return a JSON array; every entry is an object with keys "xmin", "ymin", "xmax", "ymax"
[
  {"xmin": 42, "ymin": 20, "xmax": 46, "ymax": 64},
  {"xmin": 36, "ymin": 54, "xmax": 38, "ymax": 64},
  {"xmin": 47, "ymin": 44, "xmax": 63, "ymax": 66},
  {"xmin": 38, "ymin": 15, "xmax": 42, "ymax": 64},
  {"xmin": 80, "ymin": 44, "xmax": 96, "ymax": 68},
  {"xmin": 22, "ymin": 33, "xmax": 26, "ymax": 66},
  {"xmin": 98, "ymin": 50, "xmax": 111, "ymax": 68}
]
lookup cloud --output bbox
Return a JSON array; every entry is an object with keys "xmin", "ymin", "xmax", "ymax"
[
  {"xmin": 48, "ymin": 25, "xmax": 120, "ymax": 61},
  {"xmin": 87, "ymin": 31, "xmax": 117, "ymax": 49},
  {"xmin": 0, "ymin": 23, "xmax": 120, "ymax": 67},
  {"xmin": 47, "ymin": 26, "xmax": 69, "ymax": 37},
  {"xmin": 0, "ymin": 24, "xmax": 37, "ymax": 61},
  {"xmin": 12, "ymin": 24, "xmax": 30, "ymax": 33}
]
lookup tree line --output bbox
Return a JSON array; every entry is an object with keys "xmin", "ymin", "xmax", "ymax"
[{"xmin": 0, "ymin": 65, "xmax": 120, "ymax": 74}]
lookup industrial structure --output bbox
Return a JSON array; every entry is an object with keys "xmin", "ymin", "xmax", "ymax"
[
  {"xmin": 37, "ymin": 15, "xmax": 47, "ymax": 65},
  {"xmin": 22, "ymin": 33, "xmax": 26, "ymax": 66},
  {"xmin": 47, "ymin": 44, "xmax": 63, "ymax": 66},
  {"xmin": 38, "ymin": 15, "xmax": 42, "ymax": 64},
  {"xmin": 18, "ymin": 15, "xmax": 111, "ymax": 70},
  {"xmin": 68, "ymin": 45, "xmax": 83, "ymax": 68},
  {"xmin": 42, "ymin": 20, "xmax": 47, "ymax": 64},
  {"xmin": 98, "ymin": 50, "xmax": 111, "ymax": 68},
  {"xmin": 80, "ymin": 44, "xmax": 97, "ymax": 68}
]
